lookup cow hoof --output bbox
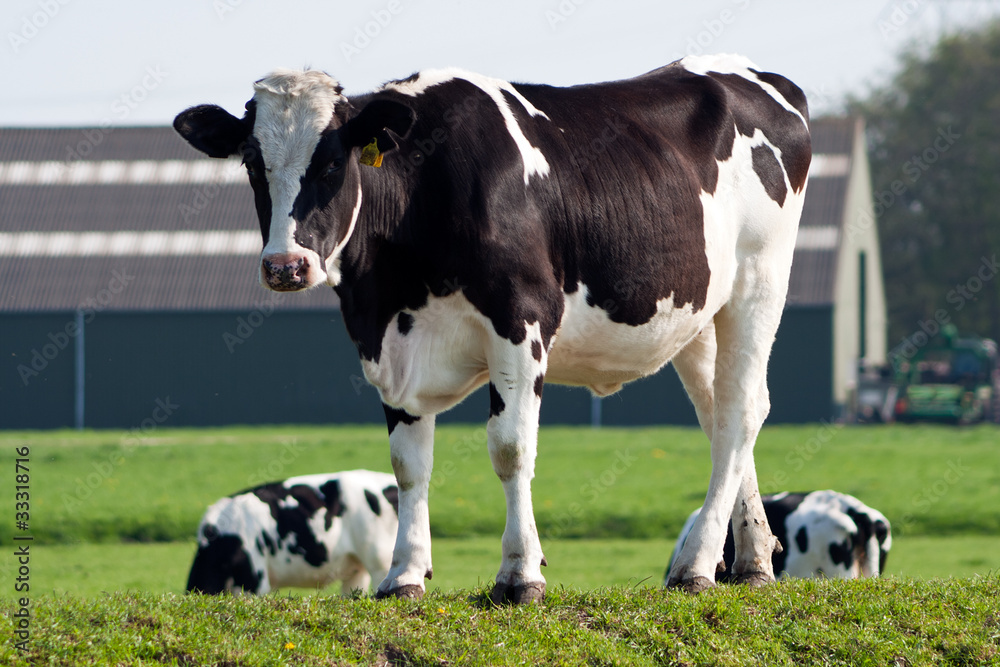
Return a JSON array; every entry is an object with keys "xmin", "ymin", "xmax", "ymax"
[
  {"xmin": 489, "ymin": 581, "xmax": 545, "ymax": 605},
  {"xmin": 375, "ymin": 584, "xmax": 425, "ymax": 600},
  {"xmin": 666, "ymin": 575, "xmax": 715, "ymax": 594},
  {"xmin": 732, "ymin": 572, "xmax": 774, "ymax": 587}
]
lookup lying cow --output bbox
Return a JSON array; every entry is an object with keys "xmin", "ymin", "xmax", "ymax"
[
  {"xmin": 668, "ymin": 490, "xmax": 891, "ymax": 581},
  {"xmin": 186, "ymin": 470, "xmax": 398, "ymax": 595}
]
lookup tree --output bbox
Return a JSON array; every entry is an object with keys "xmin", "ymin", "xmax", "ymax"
[{"xmin": 850, "ymin": 20, "xmax": 1000, "ymax": 350}]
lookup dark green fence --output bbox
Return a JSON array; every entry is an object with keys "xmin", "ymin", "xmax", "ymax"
[{"xmin": 1, "ymin": 307, "xmax": 832, "ymax": 430}]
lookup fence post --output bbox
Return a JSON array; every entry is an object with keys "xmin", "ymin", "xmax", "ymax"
[
  {"xmin": 74, "ymin": 309, "xmax": 85, "ymax": 430},
  {"xmin": 590, "ymin": 395, "xmax": 602, "ymax": 429}
]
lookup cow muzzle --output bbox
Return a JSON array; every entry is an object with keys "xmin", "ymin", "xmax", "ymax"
[{"xmin": 260, "ymin": 252, "xmax": 323, "ymax": 292}]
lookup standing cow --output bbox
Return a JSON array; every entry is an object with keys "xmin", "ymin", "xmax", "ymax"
[
  {"xmin": 174, "ymin": 54, "xmax": 811, "ymax": 603},
  {"xmin": 187, "ymin": 471, "xmax": 398, "ymax": 596},
  {"xmin": 668, "ymin": 491, "xmax": 892, "ymax": 581}
]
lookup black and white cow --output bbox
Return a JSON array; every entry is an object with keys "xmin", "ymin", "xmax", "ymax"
[
  {"xmin": 186, "ymin": 471, "xmax": 398, "ymax": 596},
  {"xmin": 174, "ymin": 54, "xmax": 811, "ymax": 603},
  {"xmin": 668, "ymin": 490, "xmax": 892, "ymax": 581}
]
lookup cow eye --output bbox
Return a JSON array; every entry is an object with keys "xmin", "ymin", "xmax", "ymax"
[
  {"xmin": 323, "ymin": 161, "xmax": 344, "ymax": 178},
  {"xmin": 245, "ymin": 164, "xmax": 257, "ymax": 179}
]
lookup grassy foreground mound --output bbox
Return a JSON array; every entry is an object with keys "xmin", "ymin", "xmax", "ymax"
[{"xmin": 4, "ymin": 576, "xmax": 998, "ymax": 666}]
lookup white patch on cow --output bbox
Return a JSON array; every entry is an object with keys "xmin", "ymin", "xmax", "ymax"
[
  {"xmin": 679, "ymin": 54, "xmax": 807, "ymax": 128},
  {"xmin": 383, "ymin": 68, "xmax": 550, "ymax": 185},
  {"xmin": 326, "ymin": 183, "xmax": 363, "ymax": 286},
  {"xmin": 252, "ymin": 70, "xmax": 345, "ymax": 285},
  {"xmin": 362, "ymin": 291, "xmax": 491, "ymax": 416},
  {"xmin": 547, "ymin": 286, "xmax": 710, "ymax": 397}
]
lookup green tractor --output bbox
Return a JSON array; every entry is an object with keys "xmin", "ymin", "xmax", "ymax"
[{"xmin": 894, "ymin": 326, "xmax": 1000, "ymax": 425}]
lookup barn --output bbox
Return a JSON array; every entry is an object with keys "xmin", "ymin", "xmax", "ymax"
[{"xmin": 0, "ymin": 116, "xmax": 884, "ymax": 429}]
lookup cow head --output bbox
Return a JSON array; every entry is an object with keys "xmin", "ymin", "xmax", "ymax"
[{"xmin": 174, "ymin": 69, "xmax": 415, "ymax": 291}]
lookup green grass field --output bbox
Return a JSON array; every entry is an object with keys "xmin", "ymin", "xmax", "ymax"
[
  {"xmin": 2, "ymin": 423, "xmax": 998, "ymax": 547},
  {"xmin": 2, "ymin": 423, "xmax": 999, "ymax": 665},
  {"xmin": 13, "ymin": 535, "xmax": 999, "ymax": 600},
  {"xmin": 0, "ymin": 423, "xmax": 998, "ymax": 598}
]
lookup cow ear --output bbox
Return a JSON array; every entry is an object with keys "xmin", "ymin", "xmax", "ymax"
[
  {"xmin": 345, "ymin": 99, "xmax": 416, "ymax": 154},
  {"xmin": 174, "ymin": 104, "xmax": 251, "ymax": 158}
]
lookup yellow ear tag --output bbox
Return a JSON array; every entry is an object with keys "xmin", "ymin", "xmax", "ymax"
[{"xmin": 359, "ymin": 139, "xmax": 383, "ymax": 167}]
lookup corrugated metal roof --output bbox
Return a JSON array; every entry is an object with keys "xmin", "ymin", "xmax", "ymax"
[
  {"xmin": 0, "ymin": 126, "xmax": 335, "ymax": 312},
  {"xmin": 0, "ymin": 118, "xmax": 864, "ymax": 312}
]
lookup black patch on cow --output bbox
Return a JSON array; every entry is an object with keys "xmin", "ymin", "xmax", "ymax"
[
  {"xmin": 751, "ymin": 144, "xmax": 787, "ymax": 205},
  {"xmin": 829, "ymin": 539, "xmax": 854, "ymax": 570},
  {"xmin": 489, "ymin": 382, "xmax": 506, "ymax": 417},
  {"xmin": 397, "ymin": 312, "xmax": 414, "ymax": 335},
  {"xmin": 382, "ymin": 485, "xmax": 400, "ymax": 516},
  {"xmin": 383, "ymin": 403, "xmax": 419, "ymax": 436},
  {"xmin": 248, "ymin": 482, "xmax": 331, "ymax": 568},
  {"xmin": 318, "ymin": 480, "xmax": 346, "ymax": 530},
  {"xmin": 715, "ymin": 525, "xmax": 737, "ymax": 583},
  {"xmin": 257, "ymin": 530, "xmax": 276, "ymax": 556},
  {"xmin": 794, "ymin": 526, "xmax": 809, "ymax": 554},
  {"xmin": 534, "ymin": 373, "xmax": 545, "ymax": 398},
  {"xmin": 845, "ymin": 506, "xmax": 883, "ymax": 573},
  {"xmin": 530, "ymin": 339, "xmax": 543, "ymax": 361},
  {"xmin": 186, "ymin": 536, "xmax": 260, "ymax": 595},
  {"xmin": 846, "ymin": 507, "xmax": 872, "ymax": 544},
  {"xmin": 750, "ymin": 69, "xmax": 811, "ymax": 127},
  {"xmin": 364, "ymin": 489, "xmax": 381, "ymax": 516}
]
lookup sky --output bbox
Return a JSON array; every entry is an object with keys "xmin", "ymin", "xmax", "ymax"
[{"xmin": 2, "ymin": 0, "xmax": 1000, "ymax": 128}]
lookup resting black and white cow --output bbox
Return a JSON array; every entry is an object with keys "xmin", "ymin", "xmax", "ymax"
[
  {"xmin": 186, "ymin": 471, "xmax": 398, "ymax": 596},
  {"xmin": 668, "ymin": 490, "xmax": 892, "ymax": 581},
  {"xmin": 174, "ymin": 54, "xmax": 811, "ymax": 602}
]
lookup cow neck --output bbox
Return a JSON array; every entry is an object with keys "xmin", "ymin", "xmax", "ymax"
[{"xmin": 334, "ymin": 159, "xmax": 428, "ymax": 363}]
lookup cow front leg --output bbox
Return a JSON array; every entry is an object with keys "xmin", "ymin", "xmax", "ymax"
[
  {"xmin": 486, "ymin": 330, "xmax": 548, "ymax": 605},
  {"xmin": 375, "ymin": 406, "xmax": 435, "ymax": 600}
]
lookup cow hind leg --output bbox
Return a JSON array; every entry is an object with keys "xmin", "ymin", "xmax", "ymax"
[
  {"xmin": 668, "ymin": 322, "xmax": 778, "ymax": 587},
  {"xmin": 486, "ymin": 327, "xmax": 548, "ymax": 605},
  {"xmin": 375, "ymin": 410, "xmax": 435, "ymax": 600},
  {"xmin": 729, "ymin": 454, "xmax": 781, "ymax": 585},
  {"xmin": 666, "ymin": 275, "xmax": 785, "ymax": 592},
  {"xmin": 671, "ymin": 322, "xmax": 716, "ymax": 441}
]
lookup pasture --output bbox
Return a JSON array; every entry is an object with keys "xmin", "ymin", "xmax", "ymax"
[{"xmin": 2, "ymin": 423, "xmax": 999, "ymax": 664}]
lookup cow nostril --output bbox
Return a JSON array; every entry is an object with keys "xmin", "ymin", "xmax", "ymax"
[{"xmin": 263, "ymin": 256, "xmax": 310, "ymax": 286}]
